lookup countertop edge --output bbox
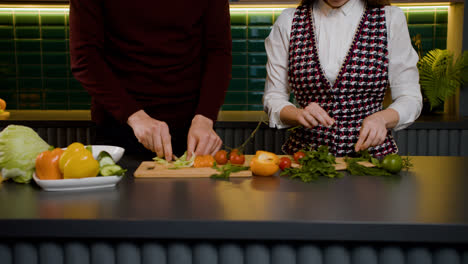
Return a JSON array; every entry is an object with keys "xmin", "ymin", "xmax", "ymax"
[{"xmin": 1, "ymin": 219, "xmax": 467, "ymax": 243}]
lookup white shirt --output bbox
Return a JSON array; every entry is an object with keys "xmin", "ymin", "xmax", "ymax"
[{"xmin": 263, "ymin": 0, "xmax": 422, "ymax": 130}]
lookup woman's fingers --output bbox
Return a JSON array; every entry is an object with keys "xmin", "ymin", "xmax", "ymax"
[
  {"xmin": 362, "ymin": 128, "xmax": 377, "ymax": 150},
  {"xmin": 303, "ymin": 112, "xmax": 319, "ymax": 127},
  {"xmin": 304, "ymin": 103, "xmax": 334, "ymax": 127},
  {"xmin": 355, "ymin": 125, "xmax": 369, "ymax": 152}
]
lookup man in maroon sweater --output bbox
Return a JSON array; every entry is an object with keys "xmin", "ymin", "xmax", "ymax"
[{"xmin": 70, "ymin": 0, "xmax": 232, "ymax": 160}]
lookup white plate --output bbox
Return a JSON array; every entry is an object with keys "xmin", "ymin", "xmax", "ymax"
[
  {"xmin": 33, "ymin": 174, "xmax": 124, "ymax": 192},
  {"xmin": 90, "ymin": 145, "xmax": 125, "ymax": 162},
  {"xmin": 33, "ymin": 145, "xmax": 125, "ymax": 192}
]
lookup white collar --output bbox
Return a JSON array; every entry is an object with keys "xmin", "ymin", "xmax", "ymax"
[{"xmin": 315, "ymin": 0, "xmax": 363, "ymax": 17}]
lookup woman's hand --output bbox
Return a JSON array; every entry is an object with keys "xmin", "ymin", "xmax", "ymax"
[
  {"xmin": 281, "ymin": 104, "xmax": 334, "ymax": 128},
  {"xmin": 355, "ymin": 109, "xmax": 399, "ymax": 152},
  {"xmin": 187, "ymin": 114, "xmax": 222, "ymax": 159},
  {"xmin": 127, "ymin": 110, "xmax": 173, "ymax": 161}
]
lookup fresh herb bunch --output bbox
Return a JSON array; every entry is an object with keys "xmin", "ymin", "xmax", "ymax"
[
  {"xmin": 210, "ymin": 162, "xmax": 249, "ymax": 180},
  {"xmin": 402, "ymin": 156, "xmax": 413, "ymax": 170},
  {"xmin": 345, "ymin": 150, "xmax": 395, "ymax": 177},
  {"xmin": 345, "ymin": 158, "xmax": 393, "ymax": 177},
  {"xmin": 280, "ymin": 145, "xmax": 343, "ymax": 182}
]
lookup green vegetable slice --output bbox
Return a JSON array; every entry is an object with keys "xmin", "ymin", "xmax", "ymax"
[
  {"xmin": 97, "ymin": 151, "xmax": 115, "ymax": 167},
  {"xmin": 152, "ymin": 151, "xmax": 196, "ymax": 169},
  {"xmin": 99, "ymin": 164, "xmax": 126, "ymax": 176}
]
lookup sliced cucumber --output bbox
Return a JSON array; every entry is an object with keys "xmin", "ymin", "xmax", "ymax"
[
  {"xmin": 86, "ymin": 145, "xmax": 93, "ymax": 154},
  {"xmin": 97, "ymin": 151, "xmax": 115, "ymax": 167},
  {"xmin": 100, "ymin": 164, "xmax": 126, "ymax": 176}
]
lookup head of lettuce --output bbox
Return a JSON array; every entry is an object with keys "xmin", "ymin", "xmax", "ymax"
[{"xmin": 0, "ymin": 125, "xmax": 51, "ymax": 183}]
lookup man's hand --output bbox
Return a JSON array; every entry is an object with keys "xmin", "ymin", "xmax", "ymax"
[
  {"xmin": 187, "ymin": 114, "xmax": 222, "ymax": 158},
  {"xmin": 127, "ymin": 110, "xmax": 173, "ymax": 161},
  {"xmin": 295, "ymin": 103, "xmax": 334, "ymax": 128}
]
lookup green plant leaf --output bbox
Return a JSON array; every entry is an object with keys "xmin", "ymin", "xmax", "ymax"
[{"xmin": 418, "ymin": 49, "xmax": 464, "ymax": 110}]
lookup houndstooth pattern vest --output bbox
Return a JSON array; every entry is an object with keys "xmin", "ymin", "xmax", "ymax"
[{"xmin": 283, "ymin": 4, "xmax": 398, "ymax": 157}]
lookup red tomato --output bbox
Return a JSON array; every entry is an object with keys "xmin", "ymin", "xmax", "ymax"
[
  {"xmin": 229, "ymin": 149, "xmax": 238, "ymax": 158},
  {"xmin": 279, "ymin": 157, "xmax": 292, "ymax": 170},
  {"xmin": 230, "ymin": 153, "xmax": 245, "ymax": 165},
  {"xmin": 293, "ymin": 151, "xmax": 306, "ymax": 163},
  {"xmin": 214, "ymin": 150, "xmax": 228, "ymax": 165}
]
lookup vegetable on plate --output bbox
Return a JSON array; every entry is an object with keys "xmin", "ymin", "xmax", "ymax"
[
  {"xmin": 97, "ymin": 151, "xmax": 126, "ymax": 176},
  {"xmin": 35, "ymin": 148, "xmax": 64, "ymax": 180},
  {"xmin": 0, "ymin": 125, "xmax": 51, "ymax": 183}
]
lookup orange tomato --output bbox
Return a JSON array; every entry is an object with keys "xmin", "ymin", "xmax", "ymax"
[
  {"xmin": 0, "ymin": 99, "xmax": 5, "ymax": 110},
  {"xmin": 193, "ymin": 155, "xmax": 215, "ymax": 168},
  {"xmin": 249, "ymin": 150, "xmax": 279, "ymax": 177}
]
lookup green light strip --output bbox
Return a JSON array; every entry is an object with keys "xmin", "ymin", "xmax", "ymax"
[{"xmin": 0, "ymin": 5, "xmax": 450, "ymax": 12}]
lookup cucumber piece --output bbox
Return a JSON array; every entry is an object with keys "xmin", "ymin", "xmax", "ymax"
[
  {"xmin": 99, "ymin": 164, "xmax": 126, "ymax": 176},
  {"xmin": 97, "ymin": 151, "xmax": 115, "ymax": 167},
  {"xmin": 86, "ymin": 145, "xmax": 93, "ymax": 154}
]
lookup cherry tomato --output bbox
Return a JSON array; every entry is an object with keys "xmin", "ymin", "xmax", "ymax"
[
  {"xmin": 229, "ymin": 149, "xmax": 238, "ymax": 158},
  {"xmin": 230, "ymin": 153, "xmax": 245, "ymax": 165},
  {"xmin": 214, "ymin": 150, "xmax": 228, "ymax": 165},
  {"xmin": 293, "ymin": 151, "xmax": 306, "ymax": 163},
  {"xmin": 279, "ymin": 157, "xmax": 292, "ymax": 170},
  {"xmin": 381, "ymin": 154, "xmax": 403, "ymax": 174}
]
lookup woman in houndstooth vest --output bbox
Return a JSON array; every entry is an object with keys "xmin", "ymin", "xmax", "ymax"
[{"xmin": 263, "ymin": 0, "xmax": 422, "ymax": 157}]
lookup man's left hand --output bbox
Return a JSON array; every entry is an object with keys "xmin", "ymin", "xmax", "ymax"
[{"xmin": 187, "ymin": 115, "xmax": 222, "ymax": 158}]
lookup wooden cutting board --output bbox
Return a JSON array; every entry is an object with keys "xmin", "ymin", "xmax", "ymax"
[
  {"xmin": 134, "ymin": 162, "xmax": 252, "ymax": 178},
  {"xmin": 133, "ymin": 155, "xmax": 374, "ymax": 178}
]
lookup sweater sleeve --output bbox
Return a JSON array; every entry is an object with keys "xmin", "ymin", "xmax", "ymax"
[
  {"xmin": 195, "ymin": 0, "xmax": 232, "ymax": 121},
  {"xmin": 69, "ymin": 0, "xmax": 141, "ymax": 124}
]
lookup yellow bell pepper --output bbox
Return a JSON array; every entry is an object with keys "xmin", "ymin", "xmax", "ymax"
[
  {"xmin": 59, "ymin": 142, "xmax": 89, "ymax": 173},
  {"xmin": 63, "ymin": 149, "xmax": 99, "ymax": 179}
]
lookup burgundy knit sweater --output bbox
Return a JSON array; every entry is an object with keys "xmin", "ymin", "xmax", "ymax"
[{"xmin": 69, "ymin": 0, "xmax": 232, "ymax": 127}]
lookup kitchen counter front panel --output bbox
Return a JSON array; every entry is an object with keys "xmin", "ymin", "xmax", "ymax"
[{"xmin": 1, "ymin": 156, "xmax": 468, "ymax": 243}]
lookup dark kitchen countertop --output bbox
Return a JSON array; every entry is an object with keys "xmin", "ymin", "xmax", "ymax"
[{"xmin": 1, "ymin": 155, "xmax": 468, "ymax": 243}]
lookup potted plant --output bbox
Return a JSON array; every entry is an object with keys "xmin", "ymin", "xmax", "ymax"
[
  {"xmin": 412, "ymin": 34, "xmax": 468, "ymax": 113},
  {"xmin": 418, "ymin": 49, "xmax": 468, "ymax": 112}
]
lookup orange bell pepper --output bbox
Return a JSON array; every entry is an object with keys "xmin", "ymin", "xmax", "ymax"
[
  {"xmin": 193, "ymin": 155, "xmax": 215, "ymax": 168},
  {"xmin": 250, "ymin": 150, "xmax": 280, "ymax": 176},
  {"xmin": 35, "ymin": 148, "xmax": 64, "ymax": 180}
]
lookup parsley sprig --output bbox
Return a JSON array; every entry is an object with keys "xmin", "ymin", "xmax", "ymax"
[
  {"xmin": 280, "ymin": 146, "xmax": 343, "ymax": 182},
  {"xmin": 210, "ymin": 162, "xmax": 250, "ymax": 180},
  {"xmin": 345, "ymin": 150, "xmax": 393, "ymax": 177}
]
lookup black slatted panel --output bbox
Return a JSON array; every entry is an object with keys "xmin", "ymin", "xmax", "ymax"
[
  {"xmin": 439, "ymin": 130, "xmax": 449, "ymax": 156},
  {"xmin": 0, "ymin": 242, "xmax": 468, "ymax": 264},
  {"xmin": 0, "ymin": 124, "xmax": 466, "ymax": 156}
]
